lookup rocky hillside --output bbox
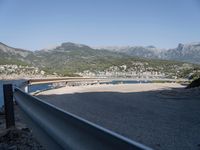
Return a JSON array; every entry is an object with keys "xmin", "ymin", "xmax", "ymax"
[
  {"xmin": 0, "ymin": 42, "xmax": 33, "ymax": 65},
  {"xmin": 100, "ymin": 42, "xmax": 200, "ymax": 64},
  {"xmin": 162, "ymin": 43, "xmax": 200, "ymax": 64},
  {"xmin": 98, "ymin": 45, "xmax": 162, "ymax": 59}
]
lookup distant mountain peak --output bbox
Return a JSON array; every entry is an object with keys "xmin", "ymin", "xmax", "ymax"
[
  {"xmin": 177, "ymin": 43, "xmax": 184, "ymax": 51},
  {"xmin": 0, "ymin": 42, "xmax": 32, "ymax": 58},
  {"xmin": 61, "ymin": 42, "xmax": 89, "ymax": 48},
  {"xmin": 146, "ymin": 45, "xmax": 156, "ymax": 49},
  {"xmin": 0, "ymin": 42, "xmax": 13, "ymax": 51},
  {"xmin": 0, "ymin": 42, "xmax": 8, "ymax": 46},
  {"xmin": 39, "ymin": 42, "xmax": 92, "ymax": 52}
]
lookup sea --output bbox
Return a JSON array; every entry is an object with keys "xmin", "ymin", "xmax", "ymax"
[{"xmin": 0, "ymin": 79, "xmax": 151, "ymax": 107}]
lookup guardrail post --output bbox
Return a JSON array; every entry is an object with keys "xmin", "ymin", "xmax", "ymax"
[
  {"xmin": 3, "ymin": 84, "xmax": 15, "ymax": 128},
  {"xmin": 21, "ymin": 84, "xmax": 29, "ymax": 93},
  {"xmin": 24, "ymin": 85, "xmax": 29, "ymax": 93}
]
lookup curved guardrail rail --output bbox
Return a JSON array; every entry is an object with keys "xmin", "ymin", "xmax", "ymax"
[{"xmin": 14, "ymin": 87, "xmax": 153, "ymax": 150}]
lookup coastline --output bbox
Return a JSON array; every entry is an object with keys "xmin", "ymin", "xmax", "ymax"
[{"xmin": 35, "ymin": 83, "xmax": 185, "ymax": 95}]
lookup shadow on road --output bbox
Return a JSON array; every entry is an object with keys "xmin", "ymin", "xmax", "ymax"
[{"xmin": 37, "ymin": 87, "xmax": 200, "ymax": 150}]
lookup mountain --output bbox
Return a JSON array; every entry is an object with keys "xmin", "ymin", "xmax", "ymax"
[
  {"xmin": 101, "ymin": 42, "xmax": 200, "ymax": 64},
  {"xmin": 95, "ymin": 45, "xmax": 164, "ymax": 58},
  {"xmin": 0, "ymin": 42, "xmax": 31, "ymax": 57},
  {"xmin": 0, "ymin": 41, "xmax": 200, "ymax": 78},
  {"xmin": 162, "ymin": 43, "xmax": 200, "ymax": 64},
  {"xmin": 34, "ymin": 42, "xmax": 128, "ymax": 75},
  {"xmin": 0, "ymin": 42, "xmax": 33, "ymax": 65}
]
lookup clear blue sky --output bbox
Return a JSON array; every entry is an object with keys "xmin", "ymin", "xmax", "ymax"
[{"xmin": 0, "ymin": 0, "xmax": 200, "ymax": 50}]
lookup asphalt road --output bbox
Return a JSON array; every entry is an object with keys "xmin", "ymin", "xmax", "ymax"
[{"xmin": 37, "ymin": 84, "xmax": 200, "ymax": 150}]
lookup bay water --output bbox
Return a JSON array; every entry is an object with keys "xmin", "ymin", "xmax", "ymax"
[{"xmin": 0, "ymin": 80, "xmax": 53, "ymax": 107}]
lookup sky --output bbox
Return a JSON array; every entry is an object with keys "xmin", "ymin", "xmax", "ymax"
[{"xmin": 0, "ymin": 0, "xmax": 200, "ymax": 50}]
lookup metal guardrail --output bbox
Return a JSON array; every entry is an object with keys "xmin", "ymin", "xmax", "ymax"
[
  {"xmin": 28, "ymin": 77, "xmax": 105, "ymax": 85},
  {"xmin": 21, "ymin": 77, "xmax": 107, "ymax": 93},
  {"xmin": 28, "ymin": 77, "xmax": 189, "ymax": 85},
  {"xmin": 13, "ymin": 87, "xmax": 153, "ymax": 150}
]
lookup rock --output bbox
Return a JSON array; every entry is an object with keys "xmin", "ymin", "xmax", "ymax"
[
  {"xmin": 0, "ymin": 105, "xmax": 45, "ymax": 150},
  {"xmin": 0, "ymin": 128, "xmax": 44, "ymax": 150},
  {"xmin": 187, "ymin": 78, "xmax": 200, "ymax": 88}
]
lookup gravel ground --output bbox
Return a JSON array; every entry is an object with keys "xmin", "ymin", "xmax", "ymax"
[{"xmin": 37, "ymin": 83, "xmax": 200, "ymax": 150}]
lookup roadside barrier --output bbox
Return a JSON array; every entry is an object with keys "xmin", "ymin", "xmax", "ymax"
[{"xmin": 3, "ymin": 81, "xmax": 153, "ymax": 150}]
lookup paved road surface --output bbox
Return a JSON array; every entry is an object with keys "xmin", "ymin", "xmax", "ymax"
[{"xmin": 37, "ymin": 84, "xmax": 200, "ymax": 150}]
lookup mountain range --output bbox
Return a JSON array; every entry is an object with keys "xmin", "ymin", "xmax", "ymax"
[
  {"xmin": 96, "ymin": 42, "xmax": 200, "ymax": 64},
  {"xmin": 0, "ymin": 41, "xmax": 200, "ymax": 77}
]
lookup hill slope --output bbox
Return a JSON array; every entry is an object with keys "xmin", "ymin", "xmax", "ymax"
[{"xmin": 0, "ymin": 42, "xmax": 32, "ymax": 65}]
